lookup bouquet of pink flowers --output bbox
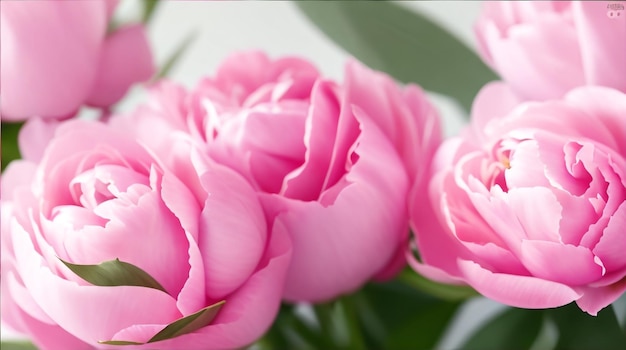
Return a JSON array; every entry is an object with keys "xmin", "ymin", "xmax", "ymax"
[{"xmin": 1, "ymin": 1, "xmax": 625, "ymax": 349}]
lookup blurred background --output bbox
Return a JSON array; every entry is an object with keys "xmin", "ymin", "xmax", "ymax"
[{"xmin": 1, "ymin": 1, "xmax": 511, "ymax": 348}]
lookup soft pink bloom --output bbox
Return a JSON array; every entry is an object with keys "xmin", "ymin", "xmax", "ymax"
[
  {"xmin": 124, "ymin": 51, "xmax": 442, "ymax": 302},
  {"xmin": 1, "ymin": 119, "xmax": 291, "ymax": 349},
  {"xmin": 475, "ymin": 1, "xmax": 626, "ymax": 101},
  {"xmin": 0, "ymin": 0, "xmax": 154, "ymax": 121},
  {"xmin": 410, "ymin": 85, "xmax": 626, "ymax": 315}
]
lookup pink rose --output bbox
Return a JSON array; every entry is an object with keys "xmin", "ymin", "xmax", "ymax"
[
  {"xmin": 0, "ymin": 0, "xmax": 154, "ymax": 121},
  {"xmin": 1, "ymin": 119, "xmax": 291, "ymax": 349},
  {"xmin": 124, "ymin": 51, "xmax": 442, "ymax": 302},
  {"xmin": 410, "ymin": 85, "xmax": 626, "ymax": 315},
  {"xmin": 475, "ymin": 1, "xmax": 626, "ymax": 101}
]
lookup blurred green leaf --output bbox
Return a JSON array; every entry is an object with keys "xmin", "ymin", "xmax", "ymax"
[
  {"xmin": 153, "ymin": 31, "xmax": 198, "ymax": 80},
  {"xmin": 141, "ymin": 0, "xmax": 161, "ymax": 24},
  {"xmin": 398, "ymin": 268, "xmax": 478, "ymax": 301},
  {"xmin": 257, "ymin": 304, "xmax": 327, "ymax": 350},
  {"xmin": 461, "ymin": 307, "xmax": 544, "ymax": 350},
  {"xmin": 149, "ymin": 300, "xmax": 225, "ymax": 343},
  {"xmin": 355, "ymin": 280, "xmax": 461, "ymax": 349},
  {"xmin": 549, "ymin": 302, "xmax": 626, "ymax": 350},
  {"xmin": 0, "ymin": 341, "xmax": 38, "ymax": 350},
  {"xmin": 294, "ymin": 1, "xmax": 497, "ymax": 111},
  {"xmin": 386, "ymin": 300, "xmax": 460, "ymax": 350},
  {"xmin": 1, "ymin": 122, "xmax": 23, "ymax": 171},
  {"xmin": 312, "ymin": 298, "xmax": 367, "ymax": 350},
  {"xmin": 60, "ymin": 258, "xmax": 167, "ymax": 293}
]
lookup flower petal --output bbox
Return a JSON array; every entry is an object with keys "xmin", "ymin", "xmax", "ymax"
[
  {"xmin": 86, "ymin": 24, "xmax": 154, "ymax": 107},
  {"xmin": 458, "ymin": 259, "xmax": 581, "ymax": 309}
]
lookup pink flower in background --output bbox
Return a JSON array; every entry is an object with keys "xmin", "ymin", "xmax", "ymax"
[
  {"xmin": 475, "ymin": 1, "xmax": 626, "ymax": 101},
  {"xmin": 410, "ymin": 85, "xmax": 626, "ymax": 315},
  {"xmin": 125, "ymin": 51, "xmax": 442, "ymax": 302},
  {"xmin": 0, "ymin": 0, "xmax": 154, "ymax": 121},
  {"xmin": 1, "ymin": 119, "xmax": 291, "ymax": 349}
]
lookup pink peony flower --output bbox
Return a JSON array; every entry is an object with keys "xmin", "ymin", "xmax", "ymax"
[
  {"xmin": 0, "ymin": 119, "xmax": 291, "ymax": 349},
  {"xmin": 410, "ymin": 85, "xmax": 626, "ymax": 315},
  {"xmin": 124, "ymin": 51, "xmax": 442, "ymax": 302},
  {"xmin": 0, "ymin": 0, "xmax": 154, "ymax": 121},
  {"xmin": 475, "ymin": 1, "xmax": 626, "ymax": 101}
]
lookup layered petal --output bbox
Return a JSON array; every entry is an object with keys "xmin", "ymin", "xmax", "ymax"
[
  {"xmin": 0, "ymin": 0, "xmax": 106, "ymax": 120},
  {"xmin": 86, "ymin": 25, "xmax": 155, "ymax": 107}
]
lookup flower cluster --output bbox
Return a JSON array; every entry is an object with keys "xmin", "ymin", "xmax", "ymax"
[{"xmin": 1, "ymin": 1, "xmax": 624, "ymax": 349}]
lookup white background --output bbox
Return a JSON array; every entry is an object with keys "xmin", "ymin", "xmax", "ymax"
[{"xmin": 2, "ymin": 1, "xmax": 510, "ymax": 347}]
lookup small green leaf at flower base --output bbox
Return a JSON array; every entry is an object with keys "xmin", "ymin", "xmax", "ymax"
[
  {"xmin": 98, "ymin": 301, "xmax": 225, "ymax": 345},
  {"xmin": 59, "ymin": 258, "xmax": 167, "ymax": 294},
  {"xmin": 98, "ymin": 340, "xmax": 143, "ymax": 346},
  {"xmin": 148, "ymin": 300, "xmax": 225, "ymax": 343}
]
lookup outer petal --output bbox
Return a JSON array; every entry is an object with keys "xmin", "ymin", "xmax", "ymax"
[
  {"xmin": 470, "ymin": 81, "xmax": 522, "ymax": 134},
  {"xmin": 18, "ymin": 118, "xmax": 61, "ymax": 163},
  {"xmin": 344, "ymin": 60, "xmax": 442, "ymax": 181},
  {"xmin": 458, "ymin": 259, "xmax": 582, "ymax": 309},
  {"xmin": 0, "ymin": 0, "xmax": 106, "ymax": 120},
  {"xmin": 487, "ymin": 16, "xmax": 584, "ymax": 100},
  {"xmin": 266, "ymin": 110, "xmax": 409, "ymax": 302},
  {"xmin": 105, "ymin": 219, "xmax": 292, "ymax": 350},
  {"xmin": 6, "ymin": 306, "xmax": 91, "ymax": 350},
  {"xmin": 86, "ymin": 24, "xmax": 154, "ymax": 107},
  {"xmin": 519, "ymin": 240, "xmax": 605, "ymax": 286},
  {"xmin": 198, "ymin": 163, "xmax": 268, "ymax": 300},
  {"xmin": 573, "ymin": 1, "xmax": 626, "ymax": 92},
  {"xmin": 576, "ymin": 277, "xmax": 626, "ymax": 316},
  {"xmin": 11, "ymin": 221, "xmax": 181, "ymax": 345}
]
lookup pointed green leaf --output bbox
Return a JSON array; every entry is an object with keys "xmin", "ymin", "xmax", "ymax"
[
  {"xmin": 549, "ymin": 302, "xmax": 626, "ymax": 350},
  {"xmin": 60, "ymin": 258, "xmax": 167, "ymax": 294},
  {"xmin": 148, "ymin": 300, "xmax": 226, "ymax": 343},
  {"xmin": 153, "ymin": 31, "xmax": 198, "ymax": 80},
  {"xmin": 1, "ymin": 122, "xmax": 23, "ymax": 171},
  {"xmin": 461, "ymin": 307, "xmax": 544, "ymax": 350},
  {"xmin": 98, "ymin": 340, "xmax": 143, "ymax": 346},
  {"xmin": 294, "ymin": 1, "xmax": 498, "ymax": 111}
]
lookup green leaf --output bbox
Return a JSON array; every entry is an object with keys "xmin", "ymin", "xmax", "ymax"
[
  {"xmin": 257, "ymin": 303, "xmax": 328, "ymax": 350},
  {"xmin": 0, "ymin": 341, "xmax": 38, "ymax": 350},
  {"xmin": 99, "ymin": 301, "xmax": 225, "ymax": 345},
  {"xmin": 398, "ymin": 267, "xmax": 478, "ymax": 301},
  {"xmin": 98, "ymin": 340, "xmax": 143, "ymax": 346},
  {"xmin": 1, "ymin": 121, "xmax": 23, "ymax": 171},
  {"xmin": 355, "ymin": 280, "xmax": 461, "ymax": 349},
  {"xmin": 385, "ymin": 301, "xmax": 460, "ymax": 350},
  {"xmin": 549, "ymin": 302, "xmax": 626, "ymax": 350},
  {"xmin": 141, "ymin": 0, "xmax": 161, "ymax": 24},
  {"xmin": 153, "ymin": 31, "xmax": 198, "ymax": 80},
  {"xmin": 294, "ymin": 1, "xmax": 498, "ymax": 111},
  {"xmin": 461, "ymin": 307, "xmax": 544, "ymax": 350},
  {"xmin": 60, "ymin": 258, "xmax": 167, "ymax": 294},
  {"xmin": 148, "ymin": 300, "xmax": 225, "ymax": 343}
]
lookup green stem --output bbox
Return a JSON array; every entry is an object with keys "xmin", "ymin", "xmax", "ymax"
[{"xmin": 397, "ymin": 268, "xmax": 478, "ymax": 301}]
